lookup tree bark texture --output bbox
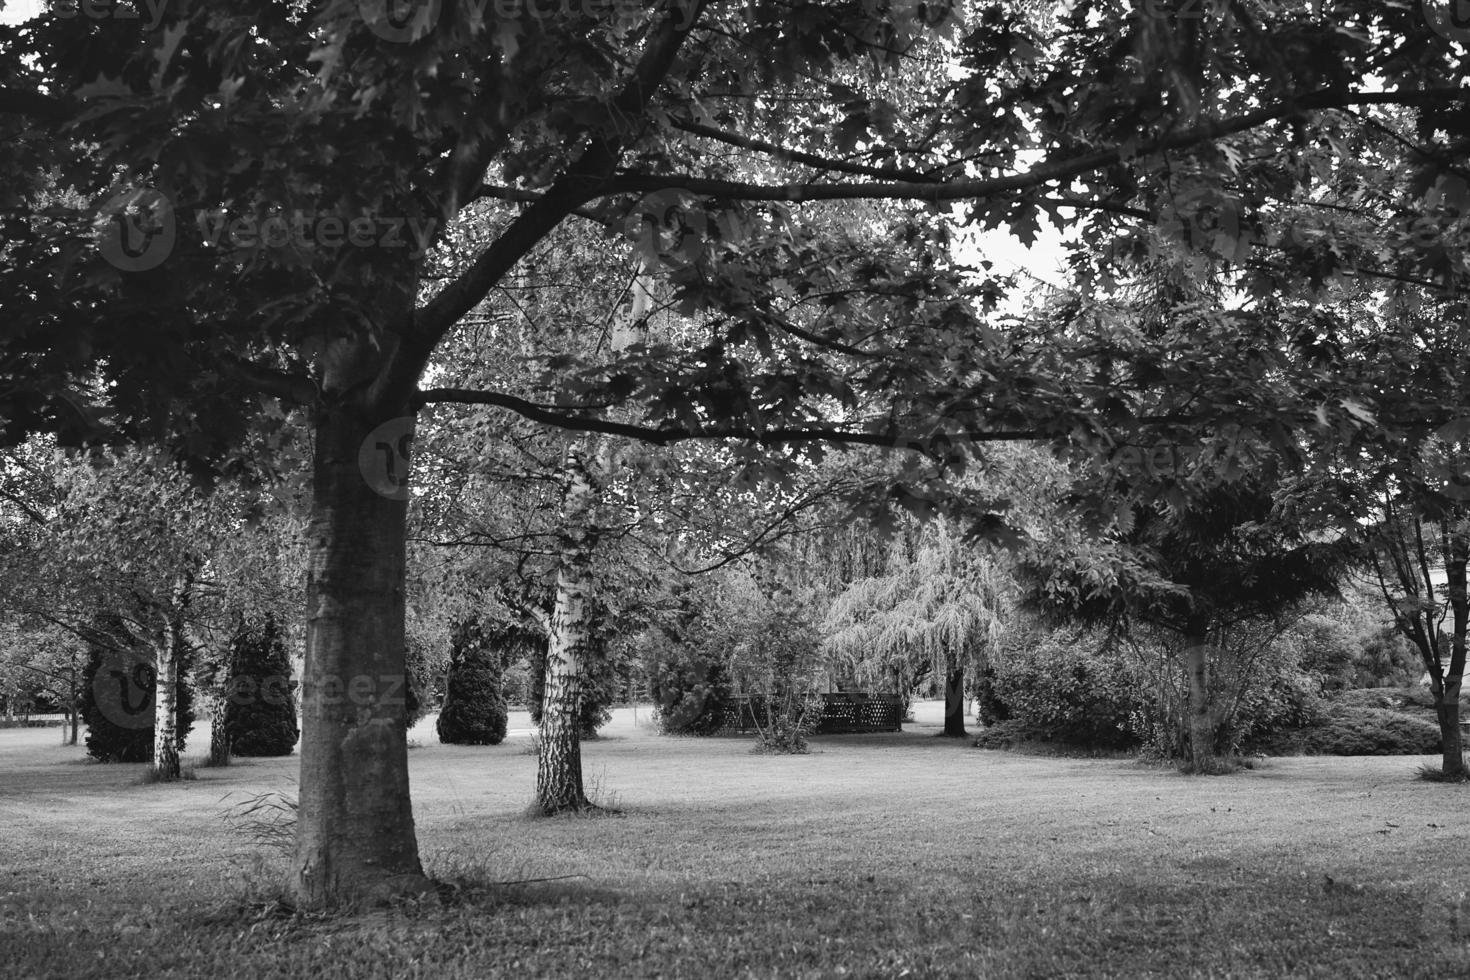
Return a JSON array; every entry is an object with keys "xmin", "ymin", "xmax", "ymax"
[
  {"xmin": 536, "ymin": 447, "xmax": 599, "ymax": 814},
  {"xmin": 1183, "ymin": 630, "xmax": 1215, "ymax": 773},
  {"xmin": 151, "ymin": 577, "xmax": 189, "ymax": 780},
  {"xmin": 942, "ymin": 664, "xmax": 967, "ymax": 737},
  {"xmin": 285, "ymin": 398, "xmax": 430, "ymax": 908},
  {"xmin": 209, "ymin": 691, "xmax": 232, "ymax": 767},
  {"xmin": 1437, "ymin": 525, "xmax": 1468, "ymax": 777}
]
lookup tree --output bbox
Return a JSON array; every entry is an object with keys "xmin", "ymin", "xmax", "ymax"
[
  {"xmin": 436, "ymin": 618, "xmax": 508, "ymax": 746},
  {"xmin": 5, "ymin": 1, "xmax": 1466, "ymax": 904},
  {"xmin": 222, "ymin": 614, "xmax": 299, "ymax": 758},
  {"xmin": 824, "ymin": 519, "xmax": 1011, "ymax": 737},
  {"xmin": 1023, "ymin": 464, "xmax": 1349, "ymax": 772},
  {"xmin": 1362, "ymin": 478, "xmax": 1470, "ymax": 778}
]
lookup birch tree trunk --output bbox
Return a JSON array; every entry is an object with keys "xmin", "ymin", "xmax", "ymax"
[
  {"xmin": 533, "ymin": 270, "xmax": 652, "ymax": 813},
  {"xmin": 151, "ymin": 575, "xmax": 190, "ymax": 780},
  {"xmin": 209, "ymin": 690, "xmax": 232, "ymax": 767},
  {"xmin": 536, "ymin": 447, "xmax": 600, "ymax": 814},
  {"xmin": 285, "ymin": 391, "xmax": 431, "ymax": 908}
]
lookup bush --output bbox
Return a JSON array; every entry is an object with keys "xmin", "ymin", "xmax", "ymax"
[
  {"xmin": 978, "ymin": 634, "xmax": 1141, "ymax": 749},
  {"xmin": 1296, "ymin": 705, "xmax": 1442, "ymax": 756},
  {"xmin": 80, "ymin": 627, "xmax": 195, "ymax": 764},
  {"xmin": 222, "ymin": 615, "xmax": 298, "ymax": 757},
  {"xmin": 972, "ymin": 718, "xmax": 1055, "ymax": 749},
  {"xmin": 648, "ymin": 648, "xmax": 731, "ymax": 736},
  {"xmin": 436, "ymin": 620, "xmax": 508, "ymax": 746},
  {"xmin": 749, "ymin": 692, "xmax": 820, "ymax": 754}
]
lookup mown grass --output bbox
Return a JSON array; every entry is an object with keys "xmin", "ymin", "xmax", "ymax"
[{"xmin": 3, "ymin": 705, "xmax": 1469, "ymax": 979}]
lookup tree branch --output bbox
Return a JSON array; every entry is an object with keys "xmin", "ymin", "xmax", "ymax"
[
  {"xmin": 218, "ymin": 354, "xmax": 316, "ymax": 405},
  {"xmin": 594, "ymin": 89, "xmax": 1470, "ymax": 205},
  {"xmin": 668, "ymin": 117, "xmax": 945, "ymax": 183},
  {"xmin": 414, "ymin": 386, "xmax": 1036, "ymax": 447},
  {"xmin": 396, "ymin": 4, "xmax": 708, "ymax": 391}
]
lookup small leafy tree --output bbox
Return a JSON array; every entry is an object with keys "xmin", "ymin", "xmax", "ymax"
[
  {"xmin": 436, "ymin": 619, "xmax": 508, "ymax": 746},
  {"xmin": 741, "ymin": 591, "xmax": 823, "ymax": 755},
  {"xmin": 222, "ymin": 615, "xmax": 299, "ymax": 758}
]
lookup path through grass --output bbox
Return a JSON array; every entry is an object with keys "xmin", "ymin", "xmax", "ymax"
[{"xmin": 2, "ymin": 704, "xmax": 1467, "ymax": 978}]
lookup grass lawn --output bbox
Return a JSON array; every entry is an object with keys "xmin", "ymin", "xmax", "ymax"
[{"xmin": 2, "ymin": 701, "xmax": 1469, "ymax": 979}]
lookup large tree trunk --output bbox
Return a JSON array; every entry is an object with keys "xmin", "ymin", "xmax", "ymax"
[
  {"xmin": 1183, "ymin": 628, "xmax": 1215, "ymax": 773},
  {"xmin": 285, "ymin": 397, "xmax": 430, "ymax": 908},
  {"xmin": 1437, "ymin": 526, "xmax": 1468, "ymax": 777},
  {"xmin": 941, "ymin": 664, "xmax": 967, "ymax": 737},
  {"xmin": 536, "ymin": 448, "xmax": 599, "ymax": 814}
]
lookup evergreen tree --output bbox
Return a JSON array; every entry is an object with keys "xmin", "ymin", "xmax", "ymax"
[
  {"xmin": 436, "ymin": 620, "xmax": 507, "ymax": 746},
  {"xmin": 222, "ymin": 615, "xmax": 298, "ymax": 757}
]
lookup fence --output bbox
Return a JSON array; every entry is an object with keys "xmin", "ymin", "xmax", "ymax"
[{"xmin": 715, "ymin": 693, "xmax": 903, "ymax": 736}]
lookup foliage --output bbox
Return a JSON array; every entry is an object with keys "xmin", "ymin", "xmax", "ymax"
[
  {"xmin": 1276, "ymin": 605, "xmax": 1420, "ymax": 692},
  {"xmin": 823, "ymin": 518, "xmax": 1011, "ymax": 702},
  {"xmin": 646, "ymin": 639, "xmax": 733, "ymax": 737},
  {"xmin": 436, "ymin": 620, "xmax": 508, "ymax": 746},
  {"xmin": 977, "ymin": 630, "xmax": 1142, "ymax": 749},
  {"xmin": 222, "ymin": 615, "xmax": 298, "ymax": 758},
  {"xmin": 1289, "ymin": 706, "xmax": 1443, "ymax": 757}
]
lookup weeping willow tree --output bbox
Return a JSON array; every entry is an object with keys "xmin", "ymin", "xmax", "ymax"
[{"xmin": 823, "ymin": 520, "xmax": 1011, "ymax": 737}]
